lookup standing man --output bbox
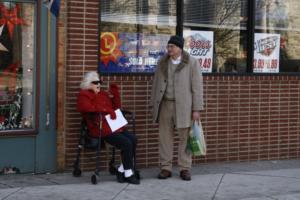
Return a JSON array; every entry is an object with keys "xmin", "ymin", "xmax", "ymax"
[{"xmin": 151, "ymin": 35, "xmax": 204, "ymax": 181}]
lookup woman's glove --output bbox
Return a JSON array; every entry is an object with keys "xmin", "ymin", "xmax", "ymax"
[
  {"xmin": 109, "ymin": 83, "xmax": 121, "ymax": 108},
  {"xmin": 108, "ymin": 109, "xmax": 116, "ymax": 120},
  {"xmin": 109, "ymin": 83, "xmax": 119, "ymax": 95},
  {"xmin": 94, "ymin": 99, "xmax": 116, "ymax": 119}
]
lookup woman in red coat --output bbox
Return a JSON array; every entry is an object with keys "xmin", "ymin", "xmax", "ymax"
[{"xmin": 77, "ymin": 71, "xmax": 139, "ymax": 185}]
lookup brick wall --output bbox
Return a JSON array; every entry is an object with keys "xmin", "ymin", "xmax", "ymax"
[
  {"xmin": 201, "ymin": 76, "xmax": 300, "ymax": 163},
  {"xmin": 60, "ymin": 0, "xmax": 300, "ymax": 172}
]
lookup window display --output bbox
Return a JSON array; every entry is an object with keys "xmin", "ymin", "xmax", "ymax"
[{"xmin": 0, "ymin": 2, "xmax": 35, "ymax": 131}]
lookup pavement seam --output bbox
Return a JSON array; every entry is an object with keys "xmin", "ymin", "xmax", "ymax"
[
  {"xmin": 0, "ymin": 182, "xmax": 14, "ymax": 188},
  {"xmin": 34, "ymin": 176, "xmax": 61, "ymax": 185},
  {"xmin": 111, "ymin": 183, "xmax": 129, "ymax": 200},
  {"xmin": 265, "ymin": 194, "xmax": 278, "ymax": 200},
  {"xmin": 230, "ymin": 172, "xmax": 300, "ymax": 180},
  {"xmin": 211, "ymin": 173, "xmax": 225, "ymax": 200},
  {"xmin": 1, "ymin": 187, "xmax": 23, "ymax": 200}
]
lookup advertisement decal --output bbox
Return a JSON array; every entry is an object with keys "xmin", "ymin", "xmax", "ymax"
[
  {"xmin": 253, "ymin": 33, "xmax": 280, "ymax": 73},
  {"xmin": 99, "ymin": 32, "xmax": 169, "ymax": 73},
  {"xmin": 183, "ymin": 30, "xmax": 214, "ymax": 73}
]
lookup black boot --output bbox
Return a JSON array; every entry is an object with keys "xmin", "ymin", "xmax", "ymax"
[
  {"xmin": 116, "ymin": 171, "xmax": 125, "ymax": 183},
  {"xmin": 125, "ymin": 174, "xmax": 140, "ymax": 185}
]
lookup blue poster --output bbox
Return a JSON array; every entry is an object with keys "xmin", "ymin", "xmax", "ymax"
[{"xmin": 99, "ymin": 32, "xmax": 169, "ymax": 73}]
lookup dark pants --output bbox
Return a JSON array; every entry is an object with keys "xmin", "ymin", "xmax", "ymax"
[{"xmin": 104, "ymin": 130, "xmax": 137, "ymax": 170}]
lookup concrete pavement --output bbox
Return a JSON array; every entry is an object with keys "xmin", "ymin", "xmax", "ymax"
[{"xmin": 1, "ymin": 159, "xmax": 300, "ymax": 200}]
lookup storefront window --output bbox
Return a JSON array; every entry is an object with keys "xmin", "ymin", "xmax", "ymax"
[
  {"xmin": 183, "ymin": 0, "xmax": 248, "ymax": 73},
  {"xmin": 255, "ymin": 0, "xmax": 300, "ymax": 73},
  {"xmin": 0, "ymin": 2, "xmax": 35, "ymax": 131},
  {"xmin": 99, "ymin": 0, "xmax": 176, "ymax": 73}
]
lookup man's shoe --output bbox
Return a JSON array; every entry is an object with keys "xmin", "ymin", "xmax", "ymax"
[
  {"xmin": 116, "ymin": 171, "xmax": 125, "ymax": 183},
  {"xmin": 157, "ymin": 170, "xmax": 172, "ymax": 179},
  {"xmin": 180, "ymin": 170, "xmax": 191, "ymax": 181},
  {"xmin": 125, "ymin": 174, "xmax": 140, "ymax": 185}
]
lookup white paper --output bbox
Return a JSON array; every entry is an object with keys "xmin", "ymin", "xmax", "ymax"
[{"xmin": 105, "ymin": 109, "xmax": 128, "ymax": 132}]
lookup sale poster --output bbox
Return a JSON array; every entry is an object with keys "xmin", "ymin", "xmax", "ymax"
[
  {"xmin": 99, "ymin": 32, "xmax": 169, "ymax": 73},
  {"xmin": 183, "ymin": 30, "xmax": 214, "ymax": 73},
  {"xmin": 253, "ymin": 33, "xmax": 280, "ymax": 73}
]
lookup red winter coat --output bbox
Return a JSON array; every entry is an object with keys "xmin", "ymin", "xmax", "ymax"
[{"xmin": 76, "ymin": 84, "xmax": 124, "ymax": 137}]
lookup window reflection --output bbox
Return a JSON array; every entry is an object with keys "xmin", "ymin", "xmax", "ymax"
[
  {"xmin": 100, "ymin": 0, "xmax": 176, "ymax": 33},
  {"xmin": 99, "ymin": 0, "xmax": 176, "ymax": 73},
  {"xmin": 184, "ymin": 0, "xmax": 248, "ymax": 73},
  {"xmin": 255, "ymin": 0, "xmax": 300, "ymax": 72}
]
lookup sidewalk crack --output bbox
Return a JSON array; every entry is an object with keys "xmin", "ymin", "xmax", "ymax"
[
  {"xmin": 265, "ymin": 195, "xmax": 278, "ymax": 200},
  {"xmin": 211, "ymin": 173, "xmax": 225, "ymax": 200},
  {"xmin": 230, "ymin": 172, "xmax": 300, "ymax": 180},
  {"xmin": 35, "ymin": 176, "xmax": 61, "ymax": 185},
  {"xmin": 0, "ymin": 182, "xmax": 14, "ymax": 188},
  {"xmin": 111, "ymin": 184, "xmax": 129, "ymax": 200},
  {"xmin": 1, "ymin": 187, "xmax": 23, "ymax": 200}
]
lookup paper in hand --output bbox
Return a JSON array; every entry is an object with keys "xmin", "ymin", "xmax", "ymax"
[{"xmin": 105, "ymin": 109, "xmax": 128, "ymax": 132}]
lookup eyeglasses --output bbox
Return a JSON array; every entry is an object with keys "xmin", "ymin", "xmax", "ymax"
[{"xmin": 91, "ymin": 80, "xmax": 102, "ymax": 85}]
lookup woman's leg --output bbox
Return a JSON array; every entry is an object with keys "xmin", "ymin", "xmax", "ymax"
[
  {"xmin": 104, "ymin": 132, "xmax": 134, "ymax": 170},
  {"xmin": 104, "ymin": 131, "xmax": 140, "ymax": 184},
  {"xmin": 120, "ymin": 130, "xmax": 137, "ymax": 162}
]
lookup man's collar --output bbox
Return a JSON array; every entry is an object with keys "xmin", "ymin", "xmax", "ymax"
[{"xmin": 170, "ymin": 55, "xmax": 182, "ymax": 64}]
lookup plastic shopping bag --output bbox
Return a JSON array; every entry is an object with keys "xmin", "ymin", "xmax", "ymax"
[{"xmin": 187, "ymin": 120, "xmax": 207, "ymax": 156}]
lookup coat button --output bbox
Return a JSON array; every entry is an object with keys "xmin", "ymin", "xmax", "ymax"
[
  {"xmin": 160, "ymin": 90, "xmax": 163, "ymax": 93},
  {"xmin": 164, "ymin": 80, "xmax": 167, "ymax": 82}
]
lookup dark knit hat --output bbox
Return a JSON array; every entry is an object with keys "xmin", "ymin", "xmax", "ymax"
[{"xmin": 168, "ymin": 35, "xmax": 184, "ymax": 49}]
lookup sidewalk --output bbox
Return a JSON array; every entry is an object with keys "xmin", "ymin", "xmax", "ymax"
[{"xmin": 1, "ymin": 159, "xmax": 300, "ymax": 200}]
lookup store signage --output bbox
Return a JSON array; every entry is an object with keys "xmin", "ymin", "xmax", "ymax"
[
  {"xmin": 99, "ymin": 32, "xmax": 169, "ymax": 73},
  {"xmin": 183, "ymin": 30, "xmax": 214, "ymax": 73},
  {"xmin": 253, "ymin": 33, "xmax": 280, "ymax": 73}
]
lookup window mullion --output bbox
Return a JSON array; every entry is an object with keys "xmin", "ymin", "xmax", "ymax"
[{"xmin": 246, "ymin": 0, "xmax": 255, "ymax": 73}]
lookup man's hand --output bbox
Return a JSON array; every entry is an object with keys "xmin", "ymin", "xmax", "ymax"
[{"xmin": 192, "ymin": 111, "xmax": 201, "ymax": 121}]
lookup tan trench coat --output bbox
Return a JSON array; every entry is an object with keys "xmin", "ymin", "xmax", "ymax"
[{"xmin": 151, "ymin": 51, "xmax": 204, "ymax": 129}]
